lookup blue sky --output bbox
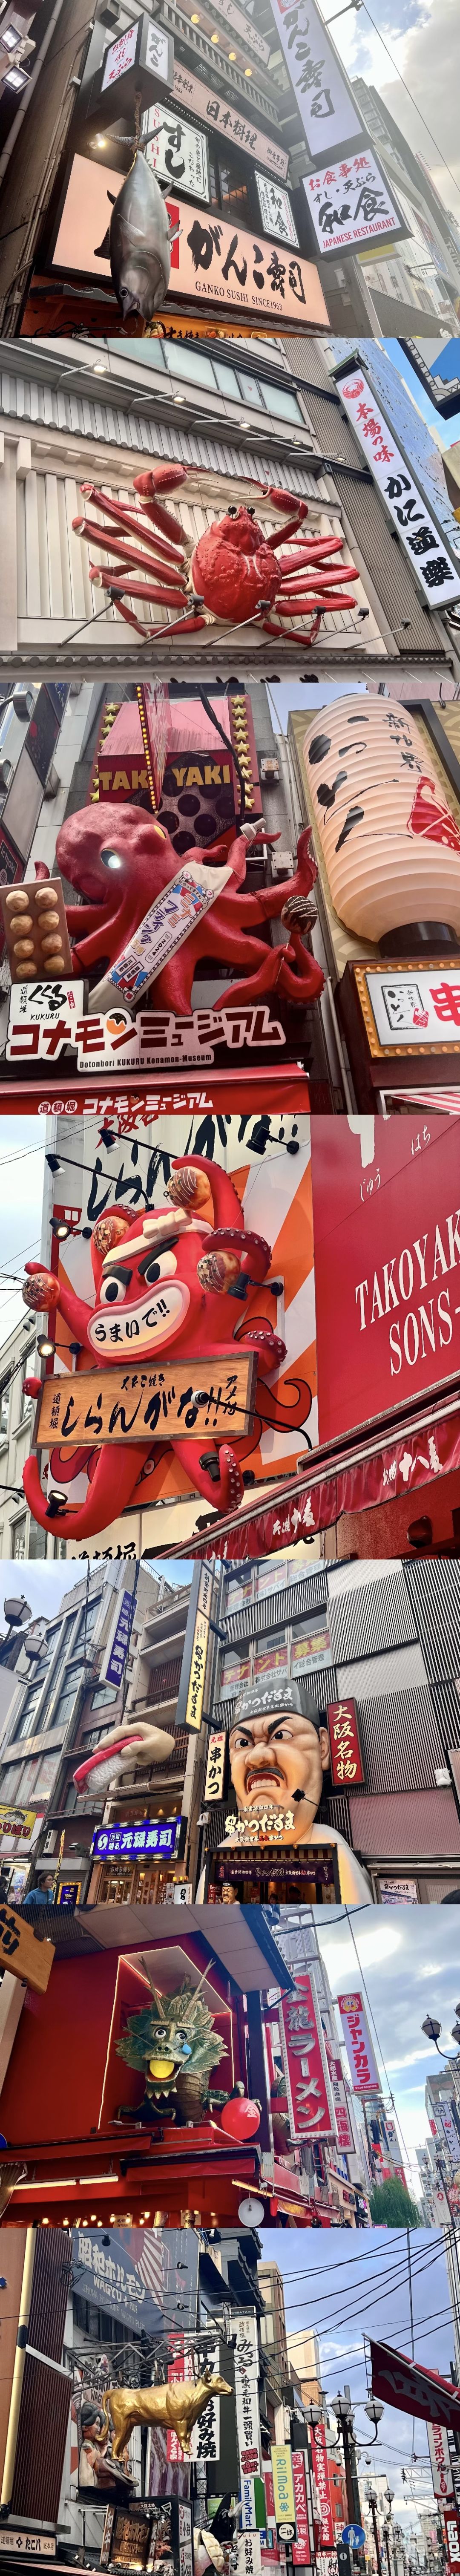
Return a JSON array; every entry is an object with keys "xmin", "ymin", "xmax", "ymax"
[
  {"xmin": 315, "ymin": 1906, "xmax": 460, "ymax": 2195},
  {"xmin": 320, "ymin": 0, "xmax": 460, "ymax": 222},
  {"xmin": 384, "ymin": 340, "xmax": 460, "ymax": 450},
  {"xmin": 256, "ymin": 2230, "xmax": 453, "ymax": 2531}
]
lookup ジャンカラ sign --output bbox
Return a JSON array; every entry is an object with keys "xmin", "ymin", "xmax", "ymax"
[
  {"xmin": 337, "ymin": 1991, "xmax": 380, "ymax": 2094},
  {"xmin": 35, "ymin": 1355, "xmax": 256, "ymax": 1446}
]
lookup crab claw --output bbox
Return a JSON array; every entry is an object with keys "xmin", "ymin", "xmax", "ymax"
[
  {"xmin": 134, "ymin": 465, "xmax": 188, "ymax": 496},
  {"xmin": 262, "ymin": 486, "xmax": 308, "ymax": 520}
]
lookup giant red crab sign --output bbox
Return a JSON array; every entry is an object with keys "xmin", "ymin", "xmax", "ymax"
[
  {"xmin": 20, "ymin": 1156, "xmax": 310, "ymax": 1539},
  {"xmin": 73, "ymin": 464, "xmax": 359, "ymax": 644}
]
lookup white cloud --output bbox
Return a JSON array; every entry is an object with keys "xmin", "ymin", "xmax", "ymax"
[{"xmin": 324, "ymin": 0, "xmax": 460, "ymax": 219}]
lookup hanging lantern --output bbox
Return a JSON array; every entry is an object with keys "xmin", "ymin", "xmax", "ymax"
[{"xmin": 303, "ymin": 696, "xmax": 460, "ymax": 945}]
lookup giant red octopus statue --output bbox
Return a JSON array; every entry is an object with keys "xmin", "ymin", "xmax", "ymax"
[
  {"xmin": 73, "ymin": 465, "xmax": 359, "ymax": 644},
  {"xmin": 57, "ymin": 805, "xmax": 325, "ymax": 1010},
  {"xmin": 21, "ymin": 1157, "xmax": 312, "ymax": 1539}
]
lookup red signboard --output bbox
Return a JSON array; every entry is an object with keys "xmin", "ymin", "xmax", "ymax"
[
  {"xmin": 292, "ymin": 2452, "xmax": 310, "ymax": 2567},
  {"xmin": 370, "ymin": 2343, "xmax": 460, "ymax": 2433},
  {"xmin": 337, "ymin": 1992, "xmax": 380, "ymax": 2095},
  {"xmin": 279, "ymin": 1974, "xmax": 336, "ymax": 2144},
  {"xmin": 310, "ymin": 1115, "xmax": 460, "ymax": 1445},
  {"xmin": 327, "ymin": 1699, "xmax": 364, "ymax": 1789},
  {"xmin": 324, "ymin": 2040, "xmax": 354, "ymax": 2154},
  {"xmin": 310, "ymin": 2425, "xmax": 335, "ymax": 2552},
  {"xmin": 444, "ymin": 2513, "xmax": 460, "ymax": 2570}
]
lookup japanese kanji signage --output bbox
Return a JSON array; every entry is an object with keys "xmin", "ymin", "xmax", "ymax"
[
  {"xmin": 204, "ymin": 1730, "xmax": 228, "ymax": 1804},
  {"xmin": 427, "ymin": 2424, "xmax": 454, "ymax": 2503},
  {"xmin": 35, "ymin": 1355, "xmax": 256, "ymax": 1446},
  {"xmin": 310, "ymin": 1114, "xmax": 460, "ymax": 1444},
  {"xmin": 184, "ymin": 1563, "xmax": 214, "ymax": 1733},
  {"xmin": 335, "ymin": 363, "xmax": 460, "ymax": 606},
  {"xmin": 337, "ymin": 1991, "xmax": 380, "ymax": 2095},
  {"xmin": 6, "ymin": 995, "xmax": 288, "ymax": 1074},
  {"xmin": 310, "ymin": 2425, "xmax": 334, "ymax": 2551},
  {"xmin": 327, "ymin": 1699, "xmax": 364, "ymax": 1789},
  {"xmin": 355, "ymin": 963, "xmax": 460, "ymax": 1059},
  {"xmin": 100, "ymin": 1585, "xmax": 133, "ymax": 1688},
  {"xmin": 254, "ymin": 172, "xmax": 299, "ymax": 246},
  {"xmin": 51, "ymin": 160, "xmax": 328, "ymax": 324},
  {"xmin": 272, "ymin": 0, "xmax": 365, "ymax": 162},
  {"xmin": 90, "ymin": 1816, "xmax": 182, "ymax": 1861},
  {"xmin": 304, "ymin": 146, "xmax": 405, "ymax": 255},
  {"xmin": 169, "ymin": 63, "xmax": 289, "ymax": 178},
  {"xmin": 279, "ymin": 1969, "xmax": 337, "ymax": 2141},
  {"xmin": 292, "ymin": 2452, "xmax": 310, "ymax": 2566},
  {"xmin": 234, "ymin": 2314, "xmax": 262, "ymax": 2481},
  {"xmin": 144, "ymin": 105, "xmax": 209, "ymax": 201},
  {"xmin": 324, "ymin": 2038, "xmax": 354, "ymax": 2154},
  {"xmin": 0, "ymin": 1902, "xmax": 54, "ymax": 1994}
]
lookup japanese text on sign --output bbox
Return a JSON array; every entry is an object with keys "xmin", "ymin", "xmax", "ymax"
[{"xmin": 336, "ymin": 366, "xmax": 460, "ymax": 607}]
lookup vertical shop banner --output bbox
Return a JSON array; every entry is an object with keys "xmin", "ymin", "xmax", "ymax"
[
  {"xmin": 327, "ymin": 1701, "xmax": 364, "ymax": 1791},
  {"xmin": 428, "ymin": 2425, "xmax": 454, "ymax": 2502},
  {"xmin": 270, "ymin": 2448, "xmax": 296, "ymax": 2528},
  {"xmin": 279, "ymin": 1973, "xmax": 337, "ymax": 2142},
  {"xmin": 337, "ymin": 1994, "xmax": 380, "ymax": 2095},
  {"xmin": 100, "ymin": 1587, "xmax": 134, "ymax": 1686},
  {"xmin": 272, "ymin": 0, "xmax": 364, "ymax": 159},
  {"xmin": 335, "ymin": 366, "xmax": 460, "ymax": 608},
  {"xmin": 444, "ymin": 2515, "xmax": 460, "ymax": 2572},
  {"xmin": 324, "ymin": 2040, "xmax": 354, "ymax": 2155},
  {"xmin": 292, "ymin": 2453, "xmax": 311, "ymax": 2566},
  {"xmin": 436, "ymin": 2100, "xmax": 460, "ymax": 2164},
  {"xmin": 234, "ymin": 2314, "xmax": 262, "ymax": 2478},
  {"xmin": 310, "ymin": 2427, "xmax": 334, "ymax": 2551},
  {"xmin": 310, "ymin": 1117, "xmax": 460, "ymax": 1447}
]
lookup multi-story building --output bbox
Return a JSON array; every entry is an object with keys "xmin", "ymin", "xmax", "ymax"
[
  {"xmin": 350, "ymin": 84, "xmax": 460, "ymax": 332},
  {"xmin": 269, "ymin": 1909, "xmax": 371, "ymax": 2224},
  {"xmin": 0, "ymin": 1557, "xmax": 195, "ymax": 1902},
  {"xmin": 198, "ymin": 1556, "xmax": 460, "ymax": 1904},
  {"xmin": 257, "ymin": 2258, "xmax": 289, "ymax": 2384}
]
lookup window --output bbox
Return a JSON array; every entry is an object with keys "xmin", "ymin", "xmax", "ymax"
[
  {"xmin": 74, "ymin": 1598, "xmax": 102, "ymax": 1644},
  {"xmin": 218, "ymin": 159, "xmax": 250, "ymax": 224},
  {"xmin": 218, "ymin": 1650, "xmax": 250, "ymax": 1698},
  {"xmin": 0, "ymin": 1381, "xmax": 10, "ymax": 1438},
  {"xmin": 20, "ymin": 1352, "xmax": 35, "ymax": 1421},
  {"xmin": 266, "ymin": 383, "xmax": 304, "ymax": 424},
  {"xmin": 107, "ymin": 335, "xmax": 166, "ymax": 372},
  {"xmin": 213, "ymin": 359, "xmax": 241, "ymax": 401},
  {"xmin": 236, "ymin": 371, "xmax": 264, "ymax": 408},
  {"xmin": 0, "ymin": 1762, "xmax": 26, "ymax": 1801},
  {"xmin": 164, "ymin": 343, "xmax": 215, "ymax": 389},
  {"xmin": 253, "ymin": 1631, "xmax": 288, "ymax": 1680},
  {"xmin": 13, "ymin": 1690, "xmax": 45, "ymax": 1740},
  {"xmin": 12, "ymin": 1517, "xmax": 26, "ymax": 1558},
  {"xmin": 28, "ymin": 1521, "xmax": 47, "ymax": 1560},
  {"xmin": 91, "ymin": 1683, "xmax": 120, "ymax": 1710}
]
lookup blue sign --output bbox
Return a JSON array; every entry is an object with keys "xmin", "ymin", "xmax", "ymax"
[
  {"xmin": 90, "ymin": 1815, "xmax": 181, "ymax": 1861},
  {"xmin": 106, "ymin": 1588, "xmax": 133, "ymax": 1687},
  {"xmin": 342, "ymin": 2530, "xmax": 366, "ymax": 2550}
]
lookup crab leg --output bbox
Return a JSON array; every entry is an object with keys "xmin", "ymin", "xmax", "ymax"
[
  {"xmin": 110, "ymin": 596, "xmax": 207, "ymax": 640},
  {"xmin": 75, "ymin": 522, "xmax": 188, "ymax": 589},
  {"xmin": 90, "ymin": 567, "xmax": 189, "ymax": 607},
  {"xmin": 274, "ymin": 592, "xmax": 357, "ymax": 614},
  {"xmin": 79, "ymin": 484, "xmax": 184, "ymax": 561},
  {"xmin": 279, "ymin": 561, "xmax": 358, "ymax": 589},
  {"xmin": 262, "ymin": 612, "xmax": 322, "ymax": 642},
  {"xmin": 134, "ymin": 467, "xmax": 188, "ymax": 547},
  {"xmin": 275, "ymin": 537, "xmax": 345, "ymax": 572}
]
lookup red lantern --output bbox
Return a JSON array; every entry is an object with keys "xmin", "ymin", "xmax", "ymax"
[{"xmin": 220, "ymin": 2098, "xmax": 260, "ymax": 2140}]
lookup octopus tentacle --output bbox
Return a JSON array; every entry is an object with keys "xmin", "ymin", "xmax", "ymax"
[{"xmin": 23, "ymin": 1441, "xmax": 151, "ymax": 1539}]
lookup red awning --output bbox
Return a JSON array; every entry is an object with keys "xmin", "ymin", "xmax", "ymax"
[
  {"xmin": 164, "ymin": 1395, "xmax": 460, "ymax": 1561},
  {"xmin": 371, "ymin": 2340, "xmax": 460, "ymax": 2431}
]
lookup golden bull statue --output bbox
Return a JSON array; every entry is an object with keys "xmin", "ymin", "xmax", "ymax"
[{"xmin": 100, "ymin": 2373, "xmax": 232, "ymax": 2460}]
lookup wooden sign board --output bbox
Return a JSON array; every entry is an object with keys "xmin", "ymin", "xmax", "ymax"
[
  {"xmin": 36, "ymin": 1354, "xmax": 256, "ymax": 1446},
  {"xmin": 0, "ymin": 1901, "xmax": 55, "ymax": 1994}
]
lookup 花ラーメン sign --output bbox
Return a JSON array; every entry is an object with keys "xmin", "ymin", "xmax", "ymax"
[
  {"xmin": 279, "ymin": 1969, "xmax": 337, "ymax": 2140},
  {"xmin": 335, "ymin": 362, "xmax": 460, "ymax": 606}
]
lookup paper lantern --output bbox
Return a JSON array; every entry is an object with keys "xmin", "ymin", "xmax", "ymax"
[
  {"xmin": 303, "ymin": 696, "xmax": 460, "ymax": 942},
  {"xmin": 220, "ymin": 2097, "xmax": 260, "ymax": 2139}
]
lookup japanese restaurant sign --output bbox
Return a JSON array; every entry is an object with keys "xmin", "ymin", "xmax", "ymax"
[
  {"xmin": 255, "ymin": 173, "xmax": 299, "ymax": 246},
  {"xmin": 292, "ymin": 2453, "xmax": 310, "ymax": 2566},
  {"xmin": 169, "ymin": 63, "xmax": 289, "ymax": 179},
  {"xmin": 310, "ymin": 1116, "xmax": 460, "ymax": 1445},
  {"xmin": 354, "ymin": 964, "xmax": 460, "ymax": 1058},
  {"xmin": 51, "ymin": 160, "xmax": 328, "ymax": 324},
  {"xmin": 427, "ymin": 2424, "xmax": 454, "ymax": 2504},
  {"xmin": 204, "ymin": 1730, "xmax": 228, "ymax": 1804},
  {"xmin": 273, "ymin": 0, "xmax": 365, "ymax": 161},
  {"xmin": 335, "ymin": 362, "xmax": 460, "ymax": 606},
  {"xmin": 324, "ymin": 2038, "xmax": 354, "ymax": 2154},
  {"xmin": 304, "ymin": 147, "xmax": 405, "ymax": 255},
  {"xmin": 337, "ymin": 1991, "xmax": 380, "ymax": 2094},
  {"xmin": 327, "ymin": 1699, "xmax": 364, "ymax": 1789},
  {"xmin": 35, "ymin": 1355, "xmax": 256, "ymax": 1446},
  {"xmin": 144, "ymin": 106, "xmax": 209, "ymax": 203},
  {"xmin": 279, "ymin": 1970, "xmax": 336, "ymax": 2141},
  {"xmin": 310, "ymin": 2426, "xmax": 334, "ymax": 2552}
]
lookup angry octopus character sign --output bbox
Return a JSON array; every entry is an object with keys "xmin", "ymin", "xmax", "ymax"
[{"xmin": 21, "ymin": 1157, "xmax": 310, "ymax": 1539}]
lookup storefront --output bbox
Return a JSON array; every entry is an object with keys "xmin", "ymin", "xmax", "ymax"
[{"xmin": 88, "ymin": 1810, "xmax": 188, "ymax": 1904}]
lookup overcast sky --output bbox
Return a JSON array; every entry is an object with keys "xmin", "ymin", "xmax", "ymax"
[
  {"xmin": 255, "ymin": 2229, "xmax": 453, "ymax": 2533},
  {"xmin": 314, "ymin": 1905, "xmax": 460, "ymax": 2194},
  {"xmin": 324, "ymin": 0, "xmax": 460, "ymax": 221},
  {"xmin": 0, "ymin": 1118, "xmax": 46, "ymax": 1349}
]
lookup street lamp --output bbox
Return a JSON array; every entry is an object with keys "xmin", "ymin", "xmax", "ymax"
[
  {"xmin": 331, "ymin": 2392, "xmax": 363, "ymax": 2527},
  {"xmin": 364, "ymin": 2400, "xmax": 385, "ymax": 2443},
  {"xmin": 421, "ymin": 2017, "xmax": 460, "ymax": 2110}
]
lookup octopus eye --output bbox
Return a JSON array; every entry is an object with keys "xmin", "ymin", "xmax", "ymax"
[
  {"xmin": 138, "ymin": 1249, "xmax": 178, "ymax": 1284},
  {"xmin": 99, "ymin": 1267, "xmax": 132, "ymax": 1305},
  {"xmin": 99, "ymin": 847, "xmax": 124, "ymax": 871}
]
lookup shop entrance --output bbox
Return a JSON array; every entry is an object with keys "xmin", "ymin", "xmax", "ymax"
[
  {"xmin": 210, "ymin": 1849, "xmax": 339, "ymax": 1902},
  {"xmin": 96, "ymin": 1860, "xmax": 172, "ymax": 1903}
]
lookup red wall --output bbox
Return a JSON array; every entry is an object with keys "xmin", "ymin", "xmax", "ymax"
[{"xmin": 0, "ymin": 1945, "xmax": 238, "ymax": 2145}]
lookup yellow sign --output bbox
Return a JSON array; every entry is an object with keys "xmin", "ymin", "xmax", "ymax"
[
  {"xmin": 204, "ymin": 1730, "xmax": 228, "ymax": 1804},
  {"xmin": 184, "ymin": 1564, "xmax": 213, "ymax": 1734},
  {"xmin": 270, "ymin": 2448, "xmax": 296, "ymax": 2528},
  {"xmin": 0, "ymin": 1805, "xmax": 38, "ymax": 1842},
  {"xmin": 0, "ymin": 1902, "xmax": 55, "ymax": 1995}
]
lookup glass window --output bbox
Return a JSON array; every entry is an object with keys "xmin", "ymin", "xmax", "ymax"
[
  {"xmin": 91, "ymin": 1682, "xmax": 120, "ymax": 1710},
  {"xmin": 12, "ymin": 1517, "xmax": 27, "ymax": 1559},
  {"xmin": 74, "ymin": 1598, "xmax": 102, "ymax": 1643},
  {"xmin": 0, "ymin": 1762, "xmax": 26, "ymax": 1801},
  {"xmin": 291, "ymin": 1616, "xmax": 332, "ymax": 1673},
  {"xmin": 0, "ymin": 1381, "xmax": 10, "ymax": 1438},
  {"xmin": 219, "ymin": 1649, "xmax": 250, "ymax": 1698},
  {"xmin": 164, "ymin": 343, "xmax": 215, "ymax": 389},
  {"xmin": 28, "ymin": 1521, "xmax": 47, "ymax": 1559},
  {"xmin": 256, "ymin": 1561, "xmax": 287, "ymax": 1597},
  {"xmin": 224, "ymin": 1571, "xmax": 253, "ymax": 1608},
  {"xmin": 267, "ymin": 383, "xmax": 303, "ymax": 423},
  {"xmin": 253, "ymin": 1631, "xmax": 288, "ymax": 1681},
  {"xmin": 106, "ymin": 335, "xmax": 166, "ymax": 372},
  {"xmin": 212, "ymin": 359, "xmax": 240, "ymax": 401},
  {"xmin": 236, "ymin": 372, "xmax": 264, "ymax": 408},
  {"xmin": 13, "ymin": 1692, "xmax": 44, "ymax": 1740},
  {"xmin": 218, "ymin": 160, "xmax": 250, "ymax": 224},
  {"xmin": 20, "ymin": 1353, "xmax": 35, "ymax": 1421}
]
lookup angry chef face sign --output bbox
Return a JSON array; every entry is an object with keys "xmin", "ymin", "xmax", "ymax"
[{"xmin": 225, "ymin": 1680, "xmax": 331, "ymax": 1847}]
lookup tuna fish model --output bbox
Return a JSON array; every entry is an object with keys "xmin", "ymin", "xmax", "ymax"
[{"xmin": 109, "ymin": 150, "xmax": 179, "ymax": 320}]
